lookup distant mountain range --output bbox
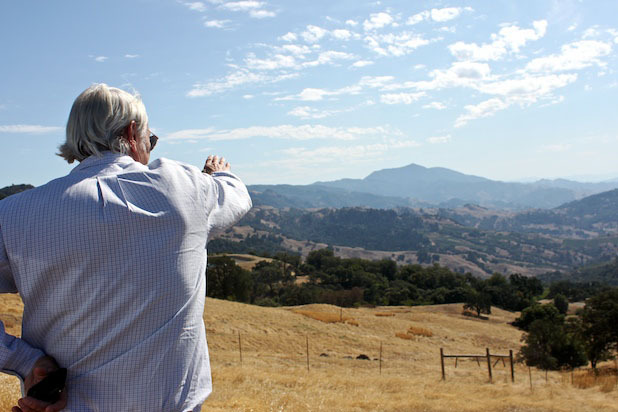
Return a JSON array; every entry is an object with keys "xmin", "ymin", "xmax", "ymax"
[
  {"xmin": 4, "ymin": 178, "xmax": 618, "ymax": 278},
  {"xmin": 219, "ymin": 187, "xmax": 618, "ymax": 277},
  {"xmin": 249, "ymin": 163, "xmax": 618, "ymax": 210}
]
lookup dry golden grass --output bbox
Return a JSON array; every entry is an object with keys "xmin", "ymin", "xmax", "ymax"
[
  {"xmin": 569, "ymin": 367, "xmax": 618, "ymax": 392},
  {"xmin": 396, "ymin": 325, "xmax": 433, "ymax": 340},
  {"xmin": 408, "ymin": 325, "xmax": 434, "ymax": 337},
  {"xmin": 1, "ymin": 294, "xmax": 617, "ymax": 411},
  {"xmin": 292, "ymin": 309, "xmax": 358, "ymax": 326},
  {"xmin": 395, "ymin": 331, "xmax": 415, "ymax": 340},
  {"xmin": 375, "ymin": 312, "xmax": 396, "ymax": 317}
]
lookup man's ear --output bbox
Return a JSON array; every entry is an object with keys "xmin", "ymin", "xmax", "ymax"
[{"xmin": 125, "ymin": 121, "xmax": 138, "ymax": 154}]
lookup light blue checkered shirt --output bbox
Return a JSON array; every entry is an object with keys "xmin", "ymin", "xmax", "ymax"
[{"xmin": 0, "ymin": 152, "xmax": 251, "ymax": 411}]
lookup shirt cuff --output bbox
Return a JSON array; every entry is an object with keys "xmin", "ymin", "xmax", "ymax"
[{"xmin": 2, "ymin": 335, "xmax": 45, "ymax": 380}]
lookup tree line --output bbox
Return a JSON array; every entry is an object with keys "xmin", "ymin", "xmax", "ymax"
[
  {"xmin": 206, "ymin": 248, "xmax": 543, "ymax": 310},
  {"xmin": 207, "ymin": 248, "xmax": 618, "ymax": 371}
]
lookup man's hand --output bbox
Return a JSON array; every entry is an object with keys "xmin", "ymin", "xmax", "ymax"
[
  {"xmin": 12, "ymin": 356, "xmax": 67, "ymax": 412},
  {"xmin": 203, "ymin": 155, "xmax": 231, "ymax": 175}
]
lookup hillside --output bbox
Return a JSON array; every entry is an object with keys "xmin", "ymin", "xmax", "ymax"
[
  {"xmin": 217, "ymin": 204, "xmax": 618, "ymax": 277},
  {"xmin": 1, "ymin": 294, "xmax": 616, "ymax": 411}
]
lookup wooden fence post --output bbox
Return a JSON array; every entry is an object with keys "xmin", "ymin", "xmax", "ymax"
[
  {"xmin": 238, "ymin": 331, "xmax": 243, "ymax": 366},
  {"xmin": 340, "ymin": 307, "xmax": 343, "ymax": 322},
  {"xmin": 486, "ymin": 348, "xmax": 493, "ymax": 383},
  {"xmin": 306, "ymin": 335, "xmax": 310, "ymax": 371},
  {"xmin": 440, "ymin": 348, "xmax": 445, "ymax": 380},
  {"xmin": 509, "ymin": 350, "xmax": 514, "ymax": 383}
]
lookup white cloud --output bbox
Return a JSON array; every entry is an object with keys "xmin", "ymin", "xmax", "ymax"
[
  {"xmin": 365, "ymin": 32, "xmax": 430, "ymax": 56},
  {"xmin": 250, "ymin": 9, "xmax": 275, "ymax": 18},
  {"xmin": 302, "ymin": 25, "xmax": 328, "ymax": 43},
  {"xmin": 358, "ymin": 75, "xmax": 395, "ymax": 88},
  {"xmin": 455, "ymin": 98, "xmax": 509, "ymax": 127},
  {"xmin": 280, "ymin": 32, "xmax": 297, "ymax": 42},
  {"xmin": 430, "ymin": 7, "xmax": 462, "ymax": 23},
  {"xmin": 423, "ymin": 101, "xmax": 446, "ymax": 110},
  {"xmin": 204, "ymin": 19, "xmax": 230, "ymax": 28},
  {"xmin": 277, "ymin": 139, "xmax": 420, "ymax": 165},
  {"xmin": 220, "ymin": 1, "xmax": 262, "ymax": 11},
  {"xmin": 245, "ymin": 53, "xmax": 297, "ymax": 70},
  {"xmin": 427, "ymin": 135, "xmax": 451, "ymax": 144},
  {"xmin": 278, "ymin": 85, "xmax": 361, "ymax": 101},
  {"xmin": 407, "ymin": 7, "xmax": 471, "ymax": 25},
  {"xmin": 167, "ymin": 125, "xmax": 391, "ymax": 141},
  {"xmin": 478, "ymin": 74, "xmax": 577, "ymax": 99},
  {"xmin": 582, "ymin": 27, "xmax": 601, "ymax": 39},
  {"xmin": 448, "ymin": 41, "xmax": 506, "ymax": 61},
  {"xmin": 351, "ymin": 60, "xmax": 374, "ymax": 68},
  {"xmin": 380, "ymin": 92, "xmax": 425, "ymax": 104},
  {"xmin": 499, "ymin": 20, "xmax": 547, "ymax": 52},
  {"xmin": 407, "ymin": 11, "xmax": 429, "ymax": 26},
  {"xmin": 124, "ymin": 54, "xmax": 139, "ymax": 58},
  {"xmin": 243, "ymin": 94, "xmax": 254, "ymax": 99},
  {"xmin": 332, "ymin": 29, "xmax": 353, "ymax": 40},
  {"xmin": 302, "ymin": 50, "xmax": 356, "ymax": 68},
  {"xmin": 0, "ymin": 124, "xmax": 62, "ymax": 134},
  {"xmin": 94, "ymin": 56, "xmax": 108, "ymax": 62},
  {"xmin": 287, "ymin": 106, "xmax": 338, "ymax": 119},
  {"xmin": 187, "ymin": 69, "xmax": 297, "ymax": 97},
  {"xmin": 182, "ymin": 1, "xmax": 207, "ymax": 12},
  {"xmin": 448, "ymin": 20, "xmax": 547, "ymax": 61},
  {"xmin": 363, "ymin": 12, "xmax": 394, "ymax": 31},
  {"xmin": 526, "ymin": 40, "xmax": 612, "ymax": 72},
  {"xmin": 345, "ymin": 19, "xmax": 359, "ymax": 26},
  {"xmin": 280, "ymin": 44, "xmax": 312, "ymax": 56}
]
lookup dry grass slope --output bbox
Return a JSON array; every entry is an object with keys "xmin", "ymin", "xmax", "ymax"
[{"xmin": 1, "ymin": 294, "xmax": 617, "ymax": 411}]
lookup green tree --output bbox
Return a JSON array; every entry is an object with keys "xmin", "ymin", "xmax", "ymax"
[
  {"xmin": 519, "ymin": 318, "xmax": 587, "ymax": 371},
  {"xmin": 553, "ymin": 294, "xmax": 569, "ymax": 315},
  {"xmin": 207, "ymin": 256, "xmax": 253, "ymax": 302},
  {"xmin": 580, "ymin": 288, "xmax": 618, "ymax": 369},
  {"xmin": 513, "ymin": 304, "xmax": 563, "ymax": 331},
  {"xmin": 463, "ymin": 289, "xmax": 492, "ymax": 317}
]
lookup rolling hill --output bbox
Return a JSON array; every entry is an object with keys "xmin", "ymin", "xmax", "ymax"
[{"xmin": 1, "ymin": 294, "xmax": 616, "ymax": 411}]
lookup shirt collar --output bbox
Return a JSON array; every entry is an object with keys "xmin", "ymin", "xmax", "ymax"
[{"xmin": 70, "ymin": 151, "xmax": 137, "ymax": 174}]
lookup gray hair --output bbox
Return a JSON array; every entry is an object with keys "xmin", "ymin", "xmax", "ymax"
[{"xmin": 58, "ymin": 83, "xmax": 149, "ymax": 163}]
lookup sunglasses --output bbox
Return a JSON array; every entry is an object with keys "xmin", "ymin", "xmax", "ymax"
[{"xmin": 149, "ymin": 132, "xmax": 158, "ymax": 151}]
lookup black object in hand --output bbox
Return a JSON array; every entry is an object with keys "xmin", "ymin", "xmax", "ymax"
[{"xmin": 27, "ymin": 368, "xmax": 67, "ymax": 403}]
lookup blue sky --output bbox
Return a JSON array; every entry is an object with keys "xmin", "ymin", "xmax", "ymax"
[{"xmin": 1, "ymin": 0, "xmax": 618, "ymax": 188}]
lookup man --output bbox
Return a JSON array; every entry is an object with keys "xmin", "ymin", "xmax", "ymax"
[{"xmin": 0, "ymin": 84, "xmax": 252, "ymax": 411}]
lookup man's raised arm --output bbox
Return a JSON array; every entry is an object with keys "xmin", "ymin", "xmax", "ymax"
[{"xmin": 202, "ymin": 155, "xmax": 253, "ymax": 232}]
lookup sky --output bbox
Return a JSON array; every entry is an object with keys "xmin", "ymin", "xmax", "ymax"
[{"xmin": 1, "ymin": 0, "xmax": 618, "ymax": 188}]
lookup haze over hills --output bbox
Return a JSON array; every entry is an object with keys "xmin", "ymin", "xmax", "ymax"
[{"xmin": 249, "ymin": 163, "xmax": 618, "ymax": 210}]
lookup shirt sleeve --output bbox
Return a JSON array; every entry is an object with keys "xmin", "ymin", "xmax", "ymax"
[
  {"xmin": 205, "ymin": 171, "xmax": 252, "ymax": 232},
  {"xmin": 0, "ymin": 225, "xmax": 45, "ymax": 379},
  {"xmin": 0, "ymin": 224, "xmax": 17, "ymax": 293}
]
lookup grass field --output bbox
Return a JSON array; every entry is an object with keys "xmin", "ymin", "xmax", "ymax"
[{"xmin": 1, "ymin": 293, "xmax": 617, "ymax": 411}]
